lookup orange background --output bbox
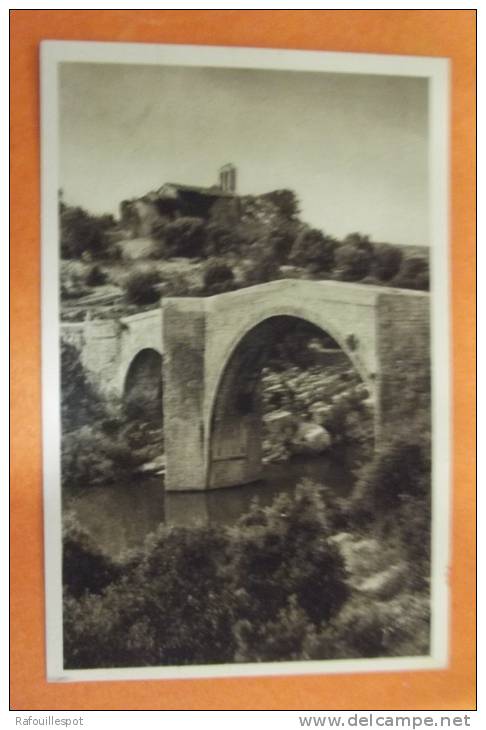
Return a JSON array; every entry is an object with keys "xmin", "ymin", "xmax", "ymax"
[{"xmin": 10, "ymin": 10, "xmax": 476, "ymax": 710}]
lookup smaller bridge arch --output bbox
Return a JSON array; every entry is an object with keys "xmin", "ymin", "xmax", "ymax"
[{"xmin": 123, "ymin": 347, "xmax": 163, "ymax": 419}]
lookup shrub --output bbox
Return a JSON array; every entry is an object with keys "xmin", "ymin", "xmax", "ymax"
[
  {"xmin": 63, "ymin": 513, "xmax": 120, "ymax": 598},
  {"xmin": 229, "ymin": 482, "xmax": 348, "ymax": 633},
  {"xmin": 61, "ymin": 422, "xmax": 143, "ymax": 489},
  {"xmin": 161, "ymin": 273, "xmax": 194, "ymax": 297},
  {"xmin": 391, "ymin": 256, "xmax": 429, "ymax": 291},
  {"xmin": 266, "ymin": 223, "xmax": 298, "ymax": 264},
  {"xmin": 354, "ymin": 433, "xmax": 430, "ymax": 515},
  {"xmin": 203, "ymin": 260, "xmax": 235, "ymax": 295},
  {"xmin": 234, "ymin": 595, "xmax": 317, "ymax": 663},
  {"xmin": 85, "ymin": 264, "xmax": 108, "ymax": 287},
  {"xmin": 306, "ymin": 592, "xmax": 430, "ymax": 659},
  {"xmin": 289, "ymin": 228, "xmax": 338, "ymax": 273},
  {"xmin": 203, "ymin": 224, "xmax": 238, "ymax": 257},
  {"xmin": 371, "ymin": 243, "xmax": 404, "ymax": 282},
  {"xmin": 164, "ymin": 217, "xmax": 206, "ymax": 258},
  {"xmin": 260, "ymin": 189, "xmax": 300, "ymax": 220},
  {"xmin": 63, "ymin": 482, "xmax": 350, "ymax": 668},
  {"xmin": 64, "ymin": 525, "xmax": 236, "ymax": 668},
  {"xmin": 333, "ymin": 242, "xmax": 374, "ymax": 281},
  {"xmin": 61, "ymin": 341, "xmax": 103, "ymax": 431},
  {"xmin": 60, "ymin": 204, "xmax": 115, "ymax": 260},
  {"xmin": 244, "ymin": 250, "xmax": 279, "ymax": 285},
  {"xmin": 123, "ymin": 269, "xmax": 161, "ymax": 305}
]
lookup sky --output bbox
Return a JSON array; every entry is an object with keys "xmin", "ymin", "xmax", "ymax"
[{"xmin": 59, "ymin": 63, "xmax": 429, "ymax": 247}]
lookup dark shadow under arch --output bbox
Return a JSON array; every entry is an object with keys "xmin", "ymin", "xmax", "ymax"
[
  {"xmin": 208, "ymin": 315, "xmax": 370, "ymax": 489},
  {"xmin": 123, "ymin": 348, "xmax": 163, "ymax": 421}
]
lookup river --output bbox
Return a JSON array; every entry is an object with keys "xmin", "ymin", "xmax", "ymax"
[{"xmin": 64, "ymin": 451, "xmax": 357, "ymax": 561}]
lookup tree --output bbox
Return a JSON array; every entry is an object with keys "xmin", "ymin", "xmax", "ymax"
[
  {"xmin": 391, "ymin": 256, "xmax": 429, "ymax": 291},
  {"xmin": 289, "ymin": 228, "xmax": 338, "ymax": 273},
  {"xmin": 333, "ymin": 242, "xmax": 373, "ymax": 281},
  {"xmin": 343, "ymin": 232, "xmax": 374, "ymax": 253},
  {"xmin": 244, "ymin": 250, "xmax": 279, "ymax": 285},
  {"xmin": 266, "ymin": 223, "xmax": 299, "ymax": 264},
  {"xmin": 85, "ymin": 264, "xmax": 108, "ymax": 287},
  {"xmin": 164, "ymin": 217, "xmax": 206, "ymax": 258},
  {"xmin": 229, "ymin": 482, "xmax": 349, "ymax": 661},
  {"xmin": 261, "ymin": 189, "xmax": 300, "ymax": 220},
  {"xmin": 60, "ymin": 203, "xmax": 114, "ymax": 259},
  {"xmin": 123, "ymin": 269, "xmax": 161, "ymax": 305},
  {"xmin": 203, "ymin": 223, "xmax": 239, "ymax": 257},
  {"xmin": 203, "ymin": 260, "xmax": 235, "ymax": 295},
  {"xmin": 371, "ymin": 243, "xmax": 404, "ymax": 282}
]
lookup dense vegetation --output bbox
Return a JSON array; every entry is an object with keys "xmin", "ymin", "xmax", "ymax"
[
  {"xmin": 63, "ymin": 412, "xmax": 431, "ymax": 668},
  {"xmin": 59, "ymin": 187, "xmax": 429, "ymax": 320},
  {"xmin": 61, "ymin": 340, "xmax": 431, "ymax": 668},
  {"xmin": 59, "ymin": 185, "xmax": 431, "ymax": 668}
]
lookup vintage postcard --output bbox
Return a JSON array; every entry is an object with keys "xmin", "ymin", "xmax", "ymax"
[{"xmin": 40, "ymin": 41, "xmax": 450, "ymax": 682}]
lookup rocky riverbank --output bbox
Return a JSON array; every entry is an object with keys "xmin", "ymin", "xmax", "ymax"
[{"xmin": 261, "ymin": 355, "xmax": 374, "ymax": 464}]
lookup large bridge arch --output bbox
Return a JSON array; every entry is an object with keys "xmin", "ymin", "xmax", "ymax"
[{"xmin": 206, "ymin": 313, "xmax": 371, "ymax": 489}]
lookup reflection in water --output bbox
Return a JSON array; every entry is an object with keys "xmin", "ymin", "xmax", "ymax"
[{"xmin": 64, "ymin": 452, "xmax": 357, "ymax": 561}]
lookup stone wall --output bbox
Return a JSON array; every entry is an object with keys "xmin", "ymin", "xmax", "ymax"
[
  {"xmin": 376, "ymin": 290, "xmax": 431, "ymax": 438},
  {"xmin": 162, "ymin": 299, "xmax": 207, "ymax": 491}
]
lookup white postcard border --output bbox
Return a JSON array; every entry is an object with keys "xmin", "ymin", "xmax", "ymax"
[{"xmin": 40, "ymin": 40, "xmax": 450, "ymax": 683}]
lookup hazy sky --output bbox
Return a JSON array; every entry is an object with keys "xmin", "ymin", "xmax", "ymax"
[{"xmin": 59, "ymin": 63, "xmax": 429, "ymax": 247}]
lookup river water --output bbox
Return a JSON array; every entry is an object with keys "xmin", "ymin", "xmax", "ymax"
[{"xmin": 64, "ymin": 452, "xmax": 357, "ymax": 561}]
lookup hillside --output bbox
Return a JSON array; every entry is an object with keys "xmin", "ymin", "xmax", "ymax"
[{"xmin": 59, "ymin": 186, "xmax": 430, "ymax": 321}]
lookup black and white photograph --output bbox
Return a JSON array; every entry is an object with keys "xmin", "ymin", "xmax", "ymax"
[{"xmin": 40, "ymin": 42, "xmax": 450, "ymax": 681}]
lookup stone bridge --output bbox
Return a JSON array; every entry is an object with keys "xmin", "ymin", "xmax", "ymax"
[{"xmin": 61, "ymin": 279, "xmax": 430, "ymax": 491}]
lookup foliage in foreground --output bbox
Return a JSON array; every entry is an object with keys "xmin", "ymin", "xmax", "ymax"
[
  {"xmin": 63, "ymin": 447, "xmax": 431, "ymax": 669},
  {"xmin": 63, "ymin": 483, "xmax": 349, "ymax": 668}
]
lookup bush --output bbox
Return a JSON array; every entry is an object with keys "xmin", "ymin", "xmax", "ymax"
[
  {"xmin": 85, "ymin": 264, "xmax": 108, "ymax": 287},
  {"xmin": 289, "ymin": 228, "xmax": 338, "ymax": 273},
  {"xmin": 61, "ymin": 341, "xmax": 103, "ymax": 431},
  {"xmin": 244, "ymin": 251, "xmax": 279, "ymax": 285},
  {"xmin": 354, "ymin": 433, "xmax": 430, "ymax": 515},
  {"xmin": 60, "ymin": 204, "xmax": 115, "ymax": 260},
  {"xmin": 64, "ymin": 525, "xmax": 236, "ymax": 668},
  {"xmin": 161, "ymin": 273, "xmax": 194, "ymax": 297},
  {"xmin": 63, "ymin": 482, "xmax": 350, "ymax": 668},
  {"xmin": 123, "ymin": 269, "xmax": 161, "ymax": 305},
  {"xmin": 63, "ymin": 513, "xmax": 120, "ymax": 598},
  {"xmin": 260, "ymin": 189, "xmax": 300, "ymax": 220},
  {"xmin": 306, "ymin": 592, "xmax": 430, "ymax": 659},
  {"xmin": 371, "ymin": 244, "xmax": 404, "ymax": 282},
  {"xmin": 203, "ymin": 224, "xmax": 238, "ymax": 258},
  {"xmin": 229, "ymin": 482, "xmax": 349, "ymax": 659},
  {"xmin": 391, "ymin": 256, "xmax": 429, "ymax": 290},
  {"xmin": 203, "ymin": 260, "xmax": 235, "ymax": 295},
  {"xmin": 265, "ymin": 223, "xmax": 298, "ymax": 264},
  {"xmin": 61, "ymin": 422, "xmax": 143, "ymax": 489},
  {"xmin": 164, "ymin": 217, "xmax": 206, "ymax": 258},
  {"xmin": 333, "ymin": 241, "xmax": 374, "ymax": 281}
]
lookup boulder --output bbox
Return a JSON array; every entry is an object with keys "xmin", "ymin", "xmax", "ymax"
[
  {"xmin": 357, "ymin": 563, "xmax": 408, "ymax": 600},
  {"xmin": 138, "ymin": 454, "xmax": 166, "ymax": 475},
  {"xmin": 290, "ymin": 421, "xmax": 331, "ymax": 455}
]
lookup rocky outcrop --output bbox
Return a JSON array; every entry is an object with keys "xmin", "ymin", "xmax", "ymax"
[{"xmin": 290, "ymin": 421, "xmax": 331, "ymax": 455}]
